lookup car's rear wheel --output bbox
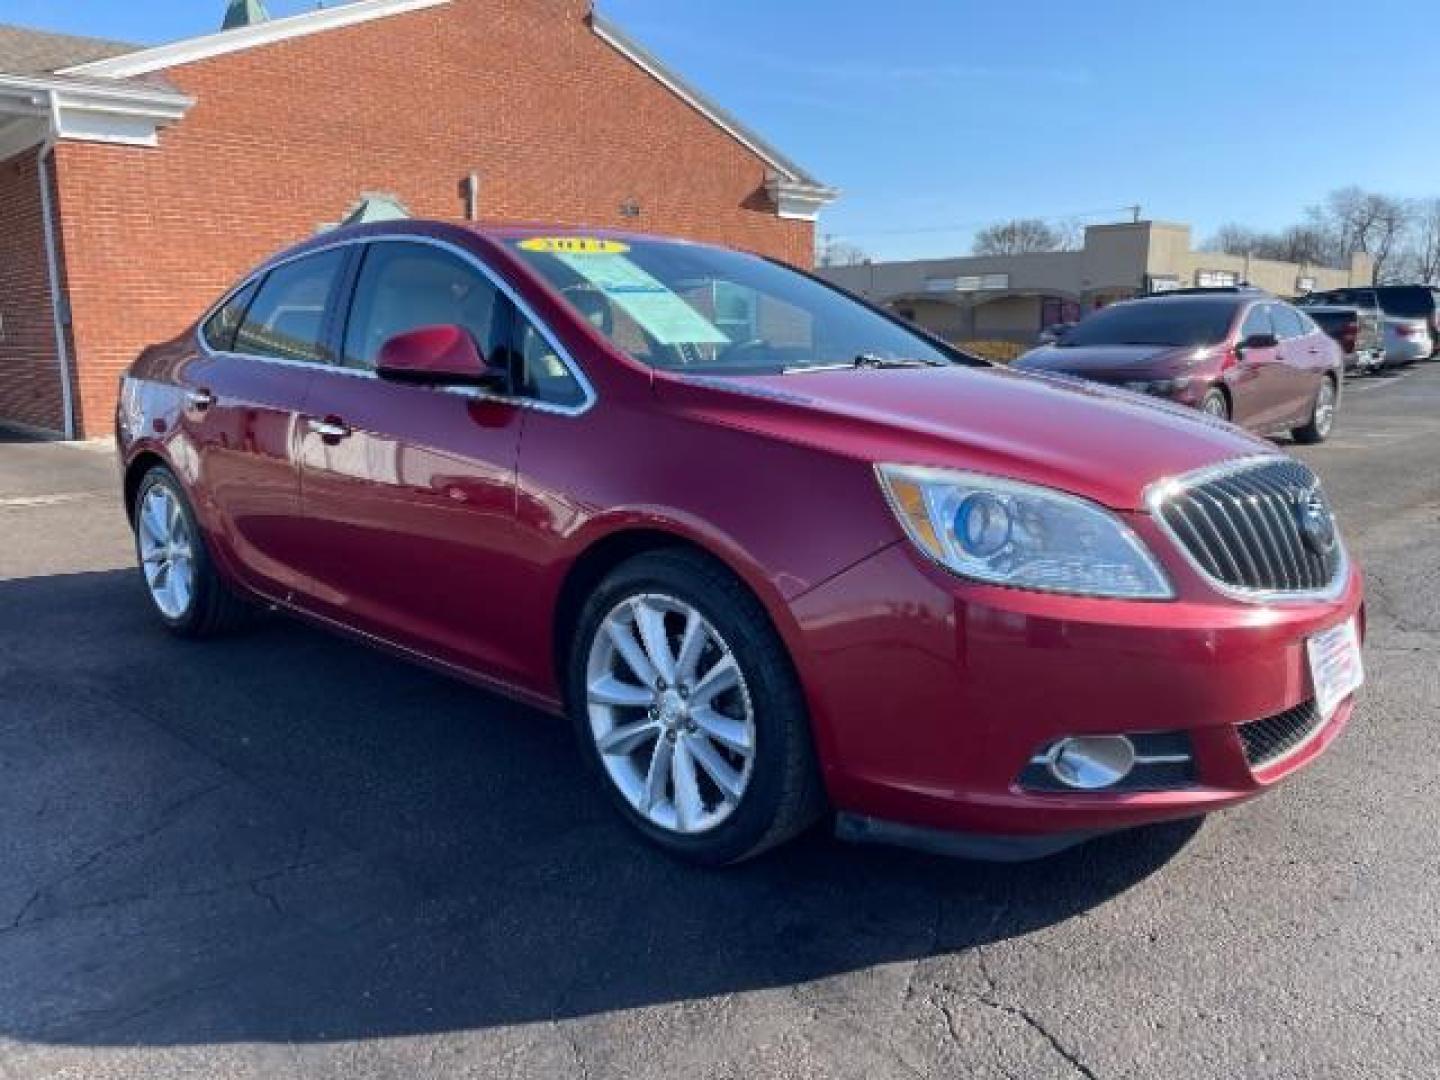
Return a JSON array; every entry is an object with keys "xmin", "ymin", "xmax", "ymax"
[
  {"xmin": 132, "ymin": 466, "xmax": 251, "ymax": 637},
  {"xmin": 1199, "ymin": 388, "xmax": 1230, "ymax": 421},
  {"xmin": 1292, "ymin": 375, "xmax": 1338, "ymax": 445},
  {"xmin": 568, "ymin": 549, "xmax": 824, "ymax": 865}
]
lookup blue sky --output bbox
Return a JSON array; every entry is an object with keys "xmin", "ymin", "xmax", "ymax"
[{"xmin": 11, "ymin": 0, "xmax": 1438, "ymax": 260}]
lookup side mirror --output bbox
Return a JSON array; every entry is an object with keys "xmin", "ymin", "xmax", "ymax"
[
  {"xmin": 1237, "ymin": 332, "xmax": 1278, "ymax": 354},
  {"xmin": 377, "ymin": 325, "xmax": 505, "ymax": 389}
]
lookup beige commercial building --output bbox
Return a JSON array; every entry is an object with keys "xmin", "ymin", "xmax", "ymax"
[{"xmin": 821, "ymin": 221, "xmax": 1374, "ymax": 345}]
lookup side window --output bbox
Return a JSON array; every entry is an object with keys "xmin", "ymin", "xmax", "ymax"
[
  {"xmin": 233, "ymin": 250, "xmax": 347, "ymax": 364},
  {"xmin": 342, "ymin": 243, "xmax": 509, "ymax": 371},
  {"xmin": 1239, "ymin": 304, "xmax": 1274, "ymax": 342},
  {"xmin": 202, "ymin": 280, "xmax": 258, "ymax": 352},
  {"xmin": 1271, "ymin": 304, "xmax": 1305, "ymax": 340},
  {"xmin": 513, "ymin": 311, "xmax": 588, "ymax": 409}
]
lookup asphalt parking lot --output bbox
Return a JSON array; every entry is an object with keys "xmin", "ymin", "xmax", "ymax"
[{"xmin": 1, "ymin": 365, "xmax": 1437, "ymax": 1080}]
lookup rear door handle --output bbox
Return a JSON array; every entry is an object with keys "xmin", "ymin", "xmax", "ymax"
[
  {"xmin": 185, "ymin": 388, "xmax": 215, "ymax": 412},
  {"xmin": 305, "ymin": 416, "xmax": 352, "ymax": 442}
]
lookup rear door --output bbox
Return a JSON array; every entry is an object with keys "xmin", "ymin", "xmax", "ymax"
[{"xmin": 181, "ymin": 248, "xmax": 348, "ymax": 600}]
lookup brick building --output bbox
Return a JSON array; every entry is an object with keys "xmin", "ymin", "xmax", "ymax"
[{"xmin": 0, "ymin": 0, "xmax": 836, "ymax": 437}]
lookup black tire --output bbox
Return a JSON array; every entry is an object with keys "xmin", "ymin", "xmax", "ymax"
[
  {"xmin": 1199, "ymin": 388, "xmax": 1230, "ymax": 422},
  {"xmin": 1292, "ymin": 374, "xmax": 1339, "ymax": 445},
  {"xmin": 566, "ymin": 549, "xmax": 826, "ymax": 865},
  {"xmin": 132, "ymin": 466, "xmax": 253, "ymax": 638}
]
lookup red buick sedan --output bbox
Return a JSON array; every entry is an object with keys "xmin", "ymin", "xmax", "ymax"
[
  {"xmin": 1015, "ymin": 291, "xmax": 1345, "ymax": 441},
  {"xmin": 116, "ymin": 223, "xmax": 1365, "ymax": 864}
]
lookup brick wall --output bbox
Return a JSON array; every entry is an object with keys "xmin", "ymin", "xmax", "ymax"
[
  {"xmin": 0, "ymin": 149, "xmax": 68, "ymax": 434},
  {"xmin": 51, "ymin": 0, "xmax": 816, "ymax": 435}
]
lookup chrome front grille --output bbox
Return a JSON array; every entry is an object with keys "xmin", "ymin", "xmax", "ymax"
[{"xmin": 1150, "ymin": 457, "xmax": 1343, "ymax": 597}]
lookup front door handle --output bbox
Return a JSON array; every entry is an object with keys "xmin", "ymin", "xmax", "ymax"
[
  {"xmin": 185, "ymin": 388, "xmax": 215, "ymax": 412},
  {"xmin": 305, "ymin": 416, "xmax": 352, "ymax": 443}
]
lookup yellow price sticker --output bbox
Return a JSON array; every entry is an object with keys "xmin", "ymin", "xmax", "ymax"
[{"xmin": 518, "ymin": 237, "xmax": 630, "ymax": 255}]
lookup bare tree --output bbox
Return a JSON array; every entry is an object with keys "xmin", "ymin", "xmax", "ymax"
[
  {"xmin": 973, "ymin": 218, "xmax": 1064, "ymax": 255},
  {"xmin": 1366, "ymin": 195, "xmax": 1412, "ymax": 283},
  {"xmin": 1053, "ymin": 216, "xmax": 1085, "ymax": 252},
  {"xmin": 1202, "ymin": 223, "xmax": 1263, "ymax": 256},
  {"xmin": 1407, "ymin": 197, "xmax": 1440, "ymax": 284},
  {"xmin": 816, "ymin": 234, "xmax": 870, "ymax": 268}
]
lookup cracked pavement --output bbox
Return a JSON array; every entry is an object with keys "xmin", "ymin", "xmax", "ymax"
[{"xmin": 1, "ymin": 364, "xmax": 1437, "ymax": 1078}]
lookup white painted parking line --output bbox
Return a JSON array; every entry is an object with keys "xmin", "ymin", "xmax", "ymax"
[
  {"xmin": 0, "ymin": 491, "xmax": 109, "ymax": 510},
  {"xmin": 1346, "ymin": 370, "xmax": 1418, "ymax": 393}
]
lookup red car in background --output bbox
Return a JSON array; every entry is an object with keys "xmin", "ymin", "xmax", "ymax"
[
  {"xmin": 116, "ymin": 223, "xmax": 1364, "ymax": 865},
  {"xmin": 1015, "ymin": 290, "xmax": 1345, "ymax": 443}
]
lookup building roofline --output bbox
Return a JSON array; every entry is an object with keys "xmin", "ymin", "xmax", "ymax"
[
  {"xmin": 589, "ymin": 12, "xmax": 835, "ymax": 198},
  {"xmin": 48, "ymin": 0, "xmax": 835, "ymax": 217},
  {"xmin": 59, "ymin": 0, "xmax": 452, "ymax": 78},
  {"xmin": 0, "ymin": 70, "xmax": 190, "ymax": 108}
]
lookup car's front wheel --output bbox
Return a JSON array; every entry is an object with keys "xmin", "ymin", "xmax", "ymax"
[
  {"xmin": 132, "ymin": 465, "xmax": 251, "ymax": 637},
  {"xmin": 568, "ymin": 549, "xmax": 824, "ymax": 864}
]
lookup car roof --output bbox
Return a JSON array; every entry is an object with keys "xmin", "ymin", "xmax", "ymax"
[
  {"xmin": 262, "ymin": 219, "xmax": 732, "ymax": 278},
  {"xmin": 1115, "ymin": 293, "xmax": 1256, "ymax": 309}
]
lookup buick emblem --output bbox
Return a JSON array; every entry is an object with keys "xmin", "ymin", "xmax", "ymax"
[{"xmin": 1296, "ymin": 488, "xmax": 1337, "ymax": 555}]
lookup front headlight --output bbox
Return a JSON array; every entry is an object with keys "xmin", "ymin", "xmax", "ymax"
[
  {"xmin": 1122, "ymin": 377, "xmax": 1192, "ymax": 397},
  {"xmin": 876, "ymin": 465, "xmax": 1174, "ymax": 599}
]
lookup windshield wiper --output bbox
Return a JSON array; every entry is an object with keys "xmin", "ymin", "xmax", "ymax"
[{"xmin": 783, "ymin": 353, "xmax": 946, "ymax": 374}]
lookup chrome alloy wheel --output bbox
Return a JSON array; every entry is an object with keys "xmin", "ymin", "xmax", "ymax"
[
  {"xmin": 1314, "ymin": 380, "xmax": 1337, "ymax": 437},
  {"xmin": 1202, "ymin": 392, "xmax": 1229, "ymax": 419},
  {"xmin": 585, "ymin": 594, "xmax": 757, "ymax": 835},
  {"xmin": 137, "ymin": 484, "xmax": 196, "ymax": 620}
]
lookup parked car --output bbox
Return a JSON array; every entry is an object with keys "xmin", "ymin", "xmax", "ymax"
[
  {"xmin": 1037, "ymin": 321, "xmax": 1076, "ymax": 345},
  {"xmin": 1309, "ymin": 285, "xmax": 1440, "ymax": 358},
  {"xmin": 1374, "ymin": 285, "xmax": 1440, "ymax": 356},
  {"xmin": 116, "ymin": 222, "xmax": 1364, "ymax": 865},
  {"xmin": 1294, "ymin": 295, "xmax": 1385, "ymax": 373},
  {"xmin": 1383, "ymin": 315, "xmax": 1431, "ymax": 366},
  {"xmin": 1014, "ymin": 292, "xmax": 1344, "ymax": 443}
]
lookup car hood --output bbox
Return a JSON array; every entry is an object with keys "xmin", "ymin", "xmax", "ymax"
[
  {"xmin": 656, "ymin": 364, "xmax": 1275, "ymax": 512},
  {"xmin": 1015, "ymin": 343, "xmax": 1202, "ymax": 380}
]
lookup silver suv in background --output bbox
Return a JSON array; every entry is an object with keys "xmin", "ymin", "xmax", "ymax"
[
  {"xmin": 1296, "ymin": 290, "xmax": 1385, "ymax": 373},
  {"xmin": 1308, "ymin": 285, "xmax": 1440, "ymax": 363}
]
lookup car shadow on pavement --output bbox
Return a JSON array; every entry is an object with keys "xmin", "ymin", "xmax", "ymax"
[{"xmin": 0, "ymin": 569, "xmax": 1201, "ymax": 1048}]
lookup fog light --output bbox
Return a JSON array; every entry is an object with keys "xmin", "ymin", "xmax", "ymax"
[{"xmin": 1047, "ymin": 736, "xmax": 1136, "ymax": 790}]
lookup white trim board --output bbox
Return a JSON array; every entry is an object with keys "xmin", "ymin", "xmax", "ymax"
[{"xmin": 61, "ymin": 0, "xmax": 452, "ymax": 79}]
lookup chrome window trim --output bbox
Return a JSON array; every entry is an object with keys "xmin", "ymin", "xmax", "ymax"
[
  {"xmin": 195, "ymin": 233, "xmax": 598, "ymax": 418},
  {"xmin": 1144, "ymin": 454, "xmax": 1350, "ymax": 605}
]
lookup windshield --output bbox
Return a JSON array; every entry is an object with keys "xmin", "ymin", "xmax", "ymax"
[
  {"xmin": 508, "ymin": 237, "xmax": 958, "ymax": 374},
  {"xmin": 1058, "ymin": 299, "xmax": 1237, "ymax": 348}
]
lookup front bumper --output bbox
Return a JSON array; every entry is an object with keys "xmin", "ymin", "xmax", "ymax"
[{"xmin": 789, "ymin": 534, "xmax": 1364, "ymax": 848}]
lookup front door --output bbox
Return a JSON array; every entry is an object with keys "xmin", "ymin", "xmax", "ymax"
[
  {"xmin": 1270, "ymin": 304, "xmax": 1326, "ymax": 428},
  {"xmin": 1229, "ymin": 303, "xmax": 1288, "ymax": 430},
  {"xmin": 180, "ymin": 248, "xmax": 348, "ymax": 600},
  {"xmin": 291, "ymin": 240, "xmax": 533, "ymax": 683}
]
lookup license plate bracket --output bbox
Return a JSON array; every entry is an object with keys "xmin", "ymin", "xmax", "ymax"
[{"xmin": 1307, "ymin": 618, "xmax": 1364, "ymax": 721}]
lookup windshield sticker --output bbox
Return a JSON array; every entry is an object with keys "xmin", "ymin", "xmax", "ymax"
[
  {"xmin": 554, "ymin": 252, "xmax": 731, "ymax": 347},
  {"xmin": 519, "ymin": 237, "xmax": 630, "ymax": 255}
]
